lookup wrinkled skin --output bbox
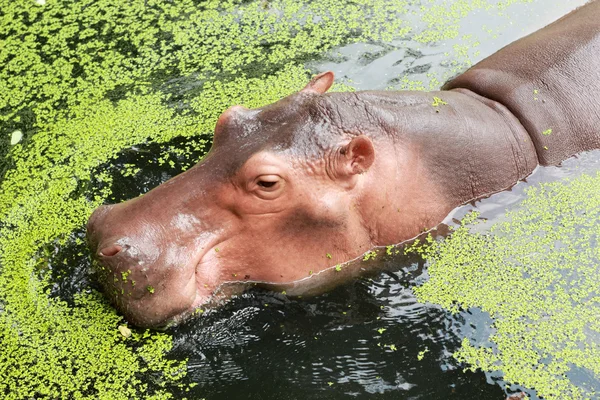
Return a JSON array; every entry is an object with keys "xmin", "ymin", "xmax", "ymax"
[{"xmin": 87, "ymin": 0, "xmax": 600, "ymax": 328}]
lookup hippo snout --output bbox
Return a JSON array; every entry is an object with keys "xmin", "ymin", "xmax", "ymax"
[
  {"xmin": 87, "ymin": 205, "xmax": 126, "ymax": 260},
  {"xmin": 86, "ymin": 205, "xmax": 142, "ymax": 281},
  {"xmin": 87, "ymin": 206, "xmax": 139, "ymax": 259},
  {"xmin": 93, "ymin": 239, "xmax": 148, "ymax": 277},
  {"xmin": 86, "ymin": 201, "xmax": 205, "ymax": 328}
]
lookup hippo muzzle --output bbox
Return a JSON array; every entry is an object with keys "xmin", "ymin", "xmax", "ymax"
[{"xmin": 87, "ymin": 198, "xmax": 212, "ymax": 328}]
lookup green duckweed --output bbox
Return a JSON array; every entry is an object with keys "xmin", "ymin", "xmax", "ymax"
[
  {"xmin": 410, "ymin": 172, "xmax": 600, "ymax": 399},
  {"xmin": 363, "ymin": 250, "xmax": 378, "ymax": 261},
  {"xmin": 432, "ymin": 96, "xmax": 448, "ymax": 107},
  {"xmin": 0, "ymin": 0, "xmax": 546, "ymax": 397}
]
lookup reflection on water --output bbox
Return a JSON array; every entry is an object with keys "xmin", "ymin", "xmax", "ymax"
[
  {"xmin": 169, "ymin": 273, "xmax": 504, "ymax": 399},
  {"xmin": 311, "ymin": 0, "xmax": 589, "ymax": 91}
]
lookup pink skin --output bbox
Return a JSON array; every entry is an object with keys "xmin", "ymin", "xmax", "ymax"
[{"xmin": 87, "ymin": 73, "xmax": 534, "ymax": 327}]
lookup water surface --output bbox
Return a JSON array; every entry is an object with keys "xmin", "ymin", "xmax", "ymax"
[{"xmin": 4, "ymin": 0, "xmax": 597, "ymax": 398}]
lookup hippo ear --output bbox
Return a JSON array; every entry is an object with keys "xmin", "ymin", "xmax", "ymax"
[
  {"xmin": 301, "ymin": 71, "xmax": 335, "ymax": 94},
  {"xmin": 338, "ymin": 135, "xmax": 375, "ymax": 177}
]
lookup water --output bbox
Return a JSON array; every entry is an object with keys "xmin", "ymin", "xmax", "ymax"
[
  {"xmin": 312, "ymin": 1, "xmax": 589, "ymax": 91},
  {"xmin": 46, "ymin": 0, "xmax": 598, "ymax": 398}
]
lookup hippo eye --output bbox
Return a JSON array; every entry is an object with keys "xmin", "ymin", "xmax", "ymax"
[
  {"xmin": 252, "ymin": 175, "xmax": 283, "ymax": 198},
  {"xmin": 257, "ymin": 180, "xmax": 277, "ymax": 188}
]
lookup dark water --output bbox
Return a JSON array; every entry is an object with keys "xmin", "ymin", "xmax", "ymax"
[{"xmin": 46, "ymin": 1, "xmax": 598, "ymax": 399}]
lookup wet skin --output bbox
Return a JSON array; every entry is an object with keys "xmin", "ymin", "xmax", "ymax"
[{"xmin": 87, "ymin": 0, "xmax": 600, "ymax": 328}]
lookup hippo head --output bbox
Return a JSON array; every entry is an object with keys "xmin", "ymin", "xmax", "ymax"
[
  {"xmin": 88, "ymin": 72, "xmax": 387, "ymax": 327},
  {"xmin": 88, "ymin": 71, "xmax": 531, "ymax": 328}
]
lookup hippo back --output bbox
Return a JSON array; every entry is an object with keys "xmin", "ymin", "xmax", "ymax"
[{"xmin": 443, "ymin": 0, "xmax": 600, "ymax": 166}]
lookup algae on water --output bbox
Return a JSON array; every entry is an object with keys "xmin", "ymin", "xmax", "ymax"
[
  {"xmin": 0, "ymin": 0, "xmax": 563, "ymax": 398},
  {"xmin": 410, "ymin": 172, "xmax": 600, "ymax": 400}
]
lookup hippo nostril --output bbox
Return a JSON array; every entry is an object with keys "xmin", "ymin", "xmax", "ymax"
[{"xmin": 99, "ymin": 245, "xmax": 122, "ymax": 257}]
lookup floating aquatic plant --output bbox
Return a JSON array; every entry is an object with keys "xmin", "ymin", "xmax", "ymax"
[
  {"xmin": 0, "ymin": 0, "xmax": 547, "ymax": 397},
  {"xmin": 410, "ymin": 173, "xmax": 600, "ymax": 399}
]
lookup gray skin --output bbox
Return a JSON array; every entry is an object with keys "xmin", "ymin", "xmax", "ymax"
[{"xmin": 87, "ymin": 0, "xmax": 600, "ymax": 328}]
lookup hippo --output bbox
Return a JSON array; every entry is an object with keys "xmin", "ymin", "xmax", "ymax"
[{"xmin": 87, "ymin": 0, "xmax": 600, "ymax": 328}]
